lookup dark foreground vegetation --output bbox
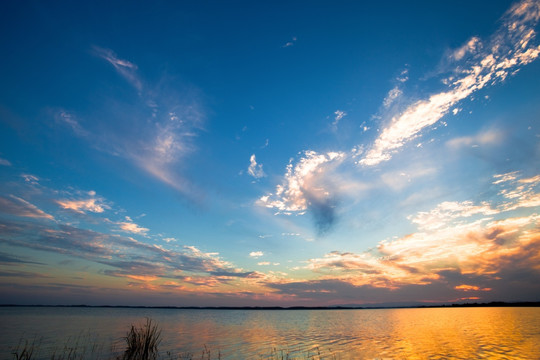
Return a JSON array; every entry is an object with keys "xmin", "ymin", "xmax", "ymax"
[{"xmin": 10, "ymin": 318, "xmax": 337, "ymax": 360}]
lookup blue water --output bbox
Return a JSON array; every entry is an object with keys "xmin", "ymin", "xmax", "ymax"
[{"xmin": 1, "ymin": 306, "xmax": 539, "ymax": 359}]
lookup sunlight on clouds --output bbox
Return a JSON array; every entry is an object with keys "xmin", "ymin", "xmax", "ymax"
[
  {"xmin": 117, "ymin": 219, "xmax": 149, "ymax": 235},
  {"xmin": 455, "ymin": 284, "xmax": 492, "ymax": 292},
  {"xmin": 306, "ymin": 212, "xmax": 540, "ymax": 290},
  {"xmin": 496, "ymin": 172, "xmax": 540, "ymax": 210},
  {"xmin": 301, "ymin": 172, "xmax": 540, "ymax": 291},
  {"xmin": 57, "ymin": 196, "xmax": 109, "ymax": 214},
  {"xmin": 359, "ymin": 0, "xmax": 540, "ymax": 166},
  {"xmin": 409, "ymin": 200, "xmax": 498, "ymax": 231},
  {"xmin": 257, "ymin": 150, "xmax": 349, "ymax": 233},
  {"xmin": 258, "ymin": 151, "xmax": 345, "ymax": 214},
  {"xmin": 450, "ymin": 37, "xmax": 481, "ymax": 61}
]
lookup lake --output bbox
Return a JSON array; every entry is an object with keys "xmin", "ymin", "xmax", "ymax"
[{"xmin": 1, "ymin": 306, "xmax": 539, "ymax": 359}]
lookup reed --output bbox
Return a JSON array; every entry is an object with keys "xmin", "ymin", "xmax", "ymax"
[{"xmin": 120, "ymin": 318, "xmax": 161, "ymax": 360}]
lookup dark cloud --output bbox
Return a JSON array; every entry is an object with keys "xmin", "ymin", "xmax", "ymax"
[
  {"xmin": 0, "ymin": 251, "xmax": 43, "ymax": 265},
  {"xmin": 304, "ymin": 191, "xmax": 338, "ymax": 235},
  {"xmin": 0, "ymin": 270, "xmax": 51, "ymax": 278},
  {"xmin": 209, "ymin": 270, "xmax": 262, "ymax": 278}
]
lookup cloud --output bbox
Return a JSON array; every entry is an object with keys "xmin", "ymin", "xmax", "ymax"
[
  {"xmin": 446, "ymin": 128, "xmax": 503, "ymax": 149},
  {"xmin": 383, "ymin": 87, "xmax": 403, "ymax": 108},
  {"xmin": 282, "ymin": 36, "xmax": 297, "ymax": 48},
  {"xmin": 21, "ymin": 174, "xmax": 39, "ymax": 184},
  {"xmin": 408, "ymin": 200, "xmax": 498, "ymax": 231},
  {"xmin": 250, "ymin": 251, "xmax": 264, "ymax": 258},
  {"xmin": 292, "ymin": 172, "xmax": 540, "ymax": 298},
  {"xmin": 122, "ymin": 105, "xmax": 205, "ymax": 198},
  {"xmin": 495, "ymin": 172, "xmax": 540, "ymax": 211},
  {"xmin": 258, "ymin": 150, "xmax": 347, "ymax": 233},
  {"xmin": 359, "ymin": 0, "xmax": 540, "ymax": 166},
  {"xmin": 331, "ymin": 110, "xmax": 347, "ymax": 130},
  {"xmin": 247, "ymin": 154, "xmax": 266, "ymax": 179},
  {"xmin": 454, "ymin": 284, "xmax": 492, "ymax": 292},
  {"xmin": 0, "ymin": 195, "xmax": 54, "ymax": 220},
  {"xmin": 259, "ymin": 1, "xmax": 539, "ymax": 234},
  {"xmin": 93, "ymin": 46, "xmax": 142, "ymax": 91},
  {"xmin": 0, "ymin": 218, "xmax": 251, "ymax": 292},
  {"xmin": 450, "ymin": 37, "xmax": 481, "ymax": 61},
  {"xmin": 0, "ymin": 270, "xmax": 52, "ymax": 279},
  {"xmin": 54, "ymin": 110, "xmax": 89, "ymax": 137},
  {"xmin": 0, "ymin": 251, "xmax": 43, "ymax": 265},
  {"xmin": 58, "ymin": 50, "xmax": 206, "ymax": 199},
  {"xmin": 0, "ymin": 158, "xmax": 11, "ymax": 166},
  {"xmin": 56, "ymin": 194, "xmax": 109, "ymax": 214},
  {"xmin": 116, "ymin": 216, "xmax": 149, "ymax": 235},
  {"xmin": 380, "ymin": 166, "xmax": 436, "ymax": 192}
]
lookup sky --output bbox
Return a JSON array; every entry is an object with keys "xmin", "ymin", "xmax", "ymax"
[{"xmin": 0, "ymin": 0, "xmax": 539, "ymax": 307}]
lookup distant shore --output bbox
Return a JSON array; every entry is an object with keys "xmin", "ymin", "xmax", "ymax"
[{"xmin": 1, "ymin": 301, "xmax": 539, "ymax": 310}]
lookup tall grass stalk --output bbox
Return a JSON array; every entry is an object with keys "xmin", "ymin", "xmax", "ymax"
[{"xmin": 121, "ymin": 318, "xmax": 161, "ymax": 360}]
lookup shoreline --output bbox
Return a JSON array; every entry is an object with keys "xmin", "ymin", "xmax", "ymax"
[{"xmin": 1, "ymin": 301, "xmax": 539, "ymax": 310}]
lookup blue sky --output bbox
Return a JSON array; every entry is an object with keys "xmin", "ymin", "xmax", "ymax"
[{"xmin": 1, "ymin": 0, "xmax": 540, "ymax": 306}]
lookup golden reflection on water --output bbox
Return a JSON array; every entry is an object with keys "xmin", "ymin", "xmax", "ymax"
[
  {"xmin": 158, "ymin": 307, "xmax": 540, "ymax": 359},
  {"xmin": 358, "ymin": 307, "xmax": 540, "ymax": 359}
]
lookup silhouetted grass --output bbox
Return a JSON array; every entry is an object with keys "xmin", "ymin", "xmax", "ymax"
[
  {"xmin": 120, "ymin": 318, "xmax": 161, "ymax": 360},
  {"xmin": 10, "ymin": 319, "xmax": 338, "ymax": 360}
]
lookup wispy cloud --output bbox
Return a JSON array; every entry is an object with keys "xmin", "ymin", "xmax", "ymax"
[
  {"xmin": 450, "ymin": 37, "xmax": 481, "ymax": 61},
  {"xmin": 0, "ymin": 195, "xmax": 54, "ymax": 220},
  {"xmin": 54, "ymin": 110, "xmax": 89, "ymax": 137},
  {"xmin": 331, "ymin": 110, "xmax": 346, "ymax": 131},
  {"xmin": 382, "ymin": 87, "xmax": 403, "ymax": 108},
  {"xmin": 446, "ymin": 128, "xmax": 503, "ymax": 149},
  {"xmin": 93, "ymin": 46, "xmax": 142, "ymax": 91},
  {"xmin": 247, "ymin": 154, "xmax": 266, "ymax": 179},
  {"xmin": 249, "ymin": 251, "xmax": 264, "ymax": 258},
  {"xmin": 21, "ymin": 174, "xmax": 39, "ymax": 184},
  {"xmin": 360, "ymin": 0, "xmax": 540, "ymax": 166},
  {"xmin": 56, "ymin": 48, "xmax": 206, "ymax": 199},
  {"xmin": 0, "ymin": 251, "xmax": 43, "ymax": 265},
  {"xmin": 282, "ymin": 36, "xmax": 297, "ymax": 48},
  {"xmin": 0, "ymin": 158, "xmax": 11, "ymax": 166},
  {"xmin": 380, "ymin": 166, "xmax": 436, "ymax": 192}
]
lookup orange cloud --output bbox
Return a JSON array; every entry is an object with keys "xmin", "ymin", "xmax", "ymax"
[{"xmin": 454, "ymin": 285, "xmax": 492, "ymax": 292}]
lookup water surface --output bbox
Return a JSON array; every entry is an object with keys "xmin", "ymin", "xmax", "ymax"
[{"xmin": 1, "ymin": 306, "xmax": 539, "ymax": 359}]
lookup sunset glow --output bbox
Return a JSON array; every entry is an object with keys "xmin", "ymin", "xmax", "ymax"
[{"xmin": 1, "ymin": 0, "xmax": 539, "ymax": 306}]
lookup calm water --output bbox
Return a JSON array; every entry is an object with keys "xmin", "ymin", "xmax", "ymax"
[{"xmin": 1, "ymin": 306, "xmax": 539, "ymax": 359}]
